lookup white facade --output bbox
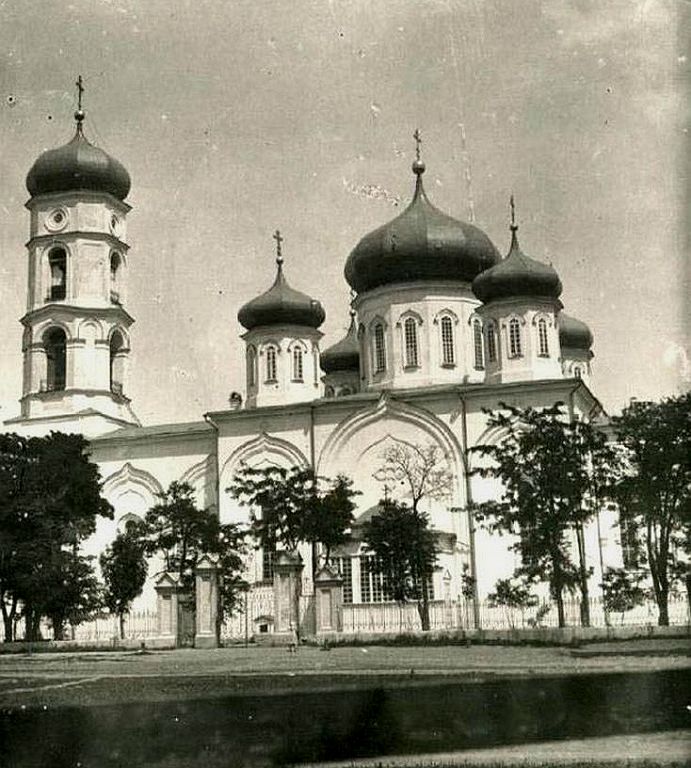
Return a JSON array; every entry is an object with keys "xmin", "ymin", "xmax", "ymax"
[{"xmin": 6, "ymin": 120, "xmax": 614, "ymax": 621}]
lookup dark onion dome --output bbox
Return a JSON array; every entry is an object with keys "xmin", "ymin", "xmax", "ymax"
[
  {"xmin": 321, "ymin": 310, "xmax": 359, "ymax": 373},
  {"xmin": 26, "ymin": 112, "xmax": 131, "ymax": 201},
  {"xmin": 472, "ymin": 224, "xmax": 562, "ymax": 304},
  {"xmin": 238, "ymin": 258, "xmax": 326, "ymax": 331},
  {"xmin": 344, "ymin": 160, "xmax": 500, "ymax": 294},
  {"xmin": 559, "ymin": 312, "xmax": 594, "ymax": 351}
]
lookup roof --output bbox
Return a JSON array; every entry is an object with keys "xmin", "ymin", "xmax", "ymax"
[
  {"xmin": 472, "ymin": 227, "xmax": 562, "ymax": 304},
  {"xmin": 92, "ymin": 420, "xmax": 213, "ymax": 443},
  {"xmin": 344, "ymin": 161, "xmax": 500, "ymax": 294},
  {"xmin": 320, "ymin": 312, "xmax": 360, "ymax": 373},
  {"xmin": 237, "ymin": 262, "xmax": 325, "ymax": 331},
  {"xmin": 26, "ymin": 122, "xmax": 131, "ymax": 201}
]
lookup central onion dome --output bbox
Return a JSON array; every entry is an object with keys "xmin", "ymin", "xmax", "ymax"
[
  {"xmin": 238, "ymin": 236, "xmax": 325, "ymax": 331},
  {"xmin": 472, "ymin": 222, "xmax": 562, "ymax": 303},
  {"xmin": 321, "ymin": 309, "xmax": 359, "ymax": 373},
  {"xmin": 26, "ymin": 110, "xmax": 131, "ymax": 201},
  {"xmin": 344, "ymin": 158, "xmax": 500, "ymax": 294},
  {"xmin": 559, "ymin": 312, "xmax": 593, "ymax": 351}
]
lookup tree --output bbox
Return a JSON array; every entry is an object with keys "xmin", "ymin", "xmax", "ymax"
[
  {"xmin": 600, "ymin": 567, "xmax": 647, "ymax": 625},
  {"xmin": 227, "ymin": 465, "xmax": 358, "ymax": 566},
  {"xmin": 487, "ymin": 576, "xmax": 538, "ymax": 629},
  {"xmin": 361, "ymin": 499, "xmax": 438, "ymax": 630},
  {"xmin": 138, "ymin": 481, "xmax": 246, "ymax": 638},
  {"xmin": 610, "ymin": 393, "xmax": 691, "ymax": 625},
  {"xmin": 471, "ymin": 403, "xmax": 617, "ymax": 628},
  {"xmin": 376, "ymin": 443, "xmax": 453, "ymax": 513},
  {"xmin": 101, "ymin": 531, "xmax": 148, "ymax": 639},
  {"xmin": 0, "ymin": 432, "xmax": 112, "ymax": 642}
]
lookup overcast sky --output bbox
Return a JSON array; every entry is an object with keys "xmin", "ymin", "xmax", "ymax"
[{"xmin": 0, "ymin": 0, "xmax": 687, "ymax": 426}]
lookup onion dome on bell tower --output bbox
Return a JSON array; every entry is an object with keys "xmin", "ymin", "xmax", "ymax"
[
  {"xmin": 26, "ymin": 81, "xmax": 130, "ymax": 201},
  {"xmin": 344, "ymin": 131, "xmax": 500, "ymax": 294},
  {"xmin": 239, "ymin": 231, "xmax": 325, "ymax": 409},
  {"xmin": 5, "ymin": 76, "xmax": 139, "ymax": 438}
]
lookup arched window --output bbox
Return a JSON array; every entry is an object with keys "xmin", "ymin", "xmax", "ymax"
[
  {"xmin": 110, "ymin": 331, "xmax": 125, "ymax": 395},
  {"xmin": 44, "ymin": 328, "xmax": 66, "ymax": 391},
  {"xmin": 324, "ymin": 385, "xmax": 335, "ymax": 399},
  {"xmin": 110, "ymin": 252, "xmax": 121, "ymax": 304},
  {"xmin": 473, "ymin": 320, "xmax": 484, "ymax": 369},
  {"xmin": 508, "ymin": 318, "xmax": 522, "ymax": 358},
  {"xmin": 48, "ymin": 248, "xmax": 67, "ymax": 301},
  {"xmin": 537, "ymin": 318, "xmax": 549, "ymax": 357},
  {"xmin": 292, "ymin": 346, "xmax": 304, "ymax": 381},
  {"xmin": 574, "ymin": 366, "xmax": 583, "ymax": 380},
  {"xmin": 403, "ymin": 317, "xmax": 419, "ymax": 368},
  {"xmin": 440, "ymin": 315, "xmax": 455, "ymax": 366},
  {"xmin": 247, "ymin": 346, "xmax": 257, "ymax": 388},
  {"xmin": 265, "ymin": 345, "xmax": 277, "ymax": 382},
  {"xmin": 340, "ymin": 386, "xmax": 352, "ymax": 397},
  {"xmin": 373, "ymin": 324, "xmax": 386, "ymax": 373},
  {"xmin": 486, "ymin": 323, "xmax": 498, "ymax": 363}
]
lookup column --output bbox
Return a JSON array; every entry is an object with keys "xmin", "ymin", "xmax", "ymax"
[{"xmin": 195, "ymin": 555, "xmax": 219, "ymax": 649}]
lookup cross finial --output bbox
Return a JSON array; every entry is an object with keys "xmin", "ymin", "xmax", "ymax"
[
  {"xmin": 413, "ymin": 128, "xmax": 422, "ymax": 161},
  {"xmin": 76, "ymin": 75, "xmax": 84, "ymax": 111},
  {"xmin": 273, "ymin": 229, "xmax": 284, "ymax": 265},
  {"xmin": 510, "ymin": 194, "xmax": 518, "ymax": 231}
]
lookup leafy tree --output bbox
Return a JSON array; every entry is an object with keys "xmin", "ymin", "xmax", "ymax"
[
  {"xmin": 0, "ymin": 432, "xmax": 112, "ymax": 641},
  {"xmin": 471, "ymin": 403, "xmax": 617, "ymax": 628},
  {"xmin": 361, "ymin": 499, "xmax": 438, "ymax": 630},
  {"xmin": 487, "ymin": 576, "xmax": 538, "ymax": 629},
  {"xmin": 228, "ymin": 465, "xmax": 358, "ymax": 567},
  {"xmin": 610, "ymin": 393, "xmax": 691, "ymax": 625},
  {"xmin": 39, "ymin": 550, "xmax": 103, "ymax": 640},
  {"xmin": 138, "ymin": 481, "xmax": 246, "ymax": 638},
  {"xmin": 101, "ymin": 531, "xmax": 148, "ymax": 639},
  {"xmin": 600, "ymin": 566, "xmax": 647, "ymax": 625}
]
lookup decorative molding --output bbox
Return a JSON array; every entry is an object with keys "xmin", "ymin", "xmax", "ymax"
[
  {"xmin": 220, "ymin": 431, "xmax": 309, "ymax": 485},
  {"xmin": 102, "ymin": 462, "xmax": 163, "ymax": 501}
]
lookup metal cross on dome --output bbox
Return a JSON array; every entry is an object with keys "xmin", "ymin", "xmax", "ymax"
[
  {"xmin": 273, "ymin": 229, "xmax": 284, "ymax": 264},
  {"xmin": 413, "ymin": 128, "xmax": 422, "ymax": 161},
  {"xmin": 510, "ymin": 194, "xmax": 517, "ymax": 230},
  {"xmin": 76, "ymin": 74, "xmax": 84, "ymax": 110}
]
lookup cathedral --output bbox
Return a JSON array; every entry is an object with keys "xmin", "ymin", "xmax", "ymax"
[{"xmin": 5, "ymin": 101, "xmax": 619, "ymax": 629}]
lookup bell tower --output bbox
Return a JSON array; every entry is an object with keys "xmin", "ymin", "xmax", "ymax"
[{"xmin": 5, "ymin": 77, "xmax": 139, "ymax": 437}]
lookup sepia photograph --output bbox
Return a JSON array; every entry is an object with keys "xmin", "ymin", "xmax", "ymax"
[{"xmin": 0, "ymin": 1, "xmax": 688, "ymax": 766}]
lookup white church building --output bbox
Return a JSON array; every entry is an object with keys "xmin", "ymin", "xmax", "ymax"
[{"xmin": 5, "ymin": 104, "xmax": 621, "ymax": 634}]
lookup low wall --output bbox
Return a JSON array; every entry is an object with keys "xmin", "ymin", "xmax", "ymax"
[
  {"xmin": 312, "ymin": 623, "xmax": 691, "ymax": 647},
  {"xmin": 0, "ymin": 636, "xmax": 176, "ymax": 654}
]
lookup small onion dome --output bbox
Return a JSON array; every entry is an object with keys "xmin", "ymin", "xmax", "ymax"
[
  {"xmin": 321, "ymin": 310, "xmax": 359, "ymax": 373},
  {"xmin": 472, "ymin": 226, "xmax": 562, "ymax": 304},
  {"xmin": 559, "ymin": 312, "xmax": 593, "ymax": 351},
  {"xmin": 26, "ymin": 117, "xmax": 131, "ymax": 201},
  {"xmin": 238, "ymin": 260, "xmax": 325, "ymax": 331},
  {"xmin": 344, "ymin": 161, "xmax": 500, "ymax": 294}
]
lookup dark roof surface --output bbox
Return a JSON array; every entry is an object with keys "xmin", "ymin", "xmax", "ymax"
[
  {"xmin": 344, "ymin": 163, "xmax": 500, "ymax": 294},
  {"xmin": 320, "ymin": 312, "xmax": 359, "ymax": 373},
  {"xmin": 26, "ymin": 126, "xmax": 131, "ymax": 200},
  {"xmin": 472, "ymin": 228, "xmax": 562, "ymax": 303},
  {"xmin": 559, "ymin": 312, "xmax": 594, "ymax": 350},
  {"xmin": 238, "ymin": 262, "xmax": 325, "ymax": 331}
]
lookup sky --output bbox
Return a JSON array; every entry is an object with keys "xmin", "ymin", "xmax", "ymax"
[{"xmin": 0, "ymin": 0, "xmax": 687, "ymax": 426}]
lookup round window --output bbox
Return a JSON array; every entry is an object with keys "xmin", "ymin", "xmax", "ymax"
[
  {"xmin": 45, "ymin": 208, "xmax": 68, "ymax": 232},
  {"xmin": 109, "ymin": 213, "xmax": 121, "ymax": 235}
]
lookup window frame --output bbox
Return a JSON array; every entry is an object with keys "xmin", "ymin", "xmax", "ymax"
[
  {"xmin": 472, "ymin": 319, "xmax": 484, "ymax": 370},
  {"xmin": 264, "ymin": 344, "xmax": 278, "ymax": 383},
  {"xmin": 508, "ymin": 318, "xmax": 522, "ymax": 358},
  {"xmin": 537, "ymin": 317, "xmax": 550, "ymax": 357}
]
